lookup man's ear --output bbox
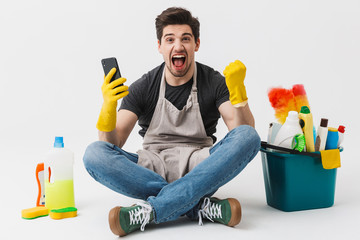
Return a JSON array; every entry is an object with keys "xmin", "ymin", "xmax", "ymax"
[
  {"xmin": 157, "ymin": 39, "xmax": 162, "ymax": 53},
  {"xmin": 195, "ymin": 38, "xmax": 200, "ymax": 52}
]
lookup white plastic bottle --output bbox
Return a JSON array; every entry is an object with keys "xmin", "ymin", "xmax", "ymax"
[
  {"xmin": 315, "ymin": 118, "xmax": 328, "ymax": 151},
  {"xmin": 274, "ymin": 111, "xmax": 304, "ymax": 149},
  {"xmin": 44, "ymin": 136, "xmax": 75, "ymax": 210},
  {"xmin": 337, "ymin": 125, "xmax": 345, "ymax": 148},
  {"xmin": 267, "ymin": 122, "xmax": 282, "ymax": 144}
]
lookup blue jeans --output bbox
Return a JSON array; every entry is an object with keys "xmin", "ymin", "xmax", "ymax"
[{"xmin": 83, "ymin": 125, "xmax": 260, "ymax": 223}]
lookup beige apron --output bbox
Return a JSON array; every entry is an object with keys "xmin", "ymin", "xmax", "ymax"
[{"xmin": 137, "ymin": 64, "xmax": 214, "ymax": 183}]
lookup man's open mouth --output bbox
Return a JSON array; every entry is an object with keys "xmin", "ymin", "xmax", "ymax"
[{"xmin": 172, "ymin": 54, "xmax": 186, "ymax": 69}]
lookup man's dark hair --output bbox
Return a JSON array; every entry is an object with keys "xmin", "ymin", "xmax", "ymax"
[{"xmin": 155, "ymin": 7, "xmax": 200, "ymax": 43}]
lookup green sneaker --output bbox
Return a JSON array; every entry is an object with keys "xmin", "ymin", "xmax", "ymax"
[
  {"xmin": 109, "ymin": 202, "xmax": 153, "ymax": 236},
  {"xmin": 198, "ymin": 197, "xmax": 242, "ymax": 227}
]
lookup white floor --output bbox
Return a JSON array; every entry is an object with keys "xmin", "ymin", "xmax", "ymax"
[{"xmin": 3, "ymin": 145, "xmax": 360, "ymax": 240}]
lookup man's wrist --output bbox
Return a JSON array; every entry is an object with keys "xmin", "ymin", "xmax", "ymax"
[{"xmin": 233, "ymin": 100, "xmax": 248, "ymax": 108}]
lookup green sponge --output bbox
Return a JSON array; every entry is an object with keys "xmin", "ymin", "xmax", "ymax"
[
  {"xmin": 22, "ymin": 206, "xmax": 49, "ymax": 220},
  {"xmin": 50, "ymin": 207, "xmax": 77, "ymax": 220}
]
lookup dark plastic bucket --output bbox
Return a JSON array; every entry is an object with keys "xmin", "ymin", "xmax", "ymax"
[{"xmin": 260, "ymin": 142, "xmax": 338, "ymax": 212}]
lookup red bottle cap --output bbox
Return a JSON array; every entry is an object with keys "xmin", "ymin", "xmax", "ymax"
[{"xmin": 338, "ymin": 125, "xmax": 345, "ymax": 133}]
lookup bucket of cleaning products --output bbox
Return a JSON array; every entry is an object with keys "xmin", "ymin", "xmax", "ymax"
[{"xmin": 260, "ymin": 141, "xmax": 341, "ymax": 212}]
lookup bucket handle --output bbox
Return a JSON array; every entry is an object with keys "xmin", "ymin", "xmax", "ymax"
[{"xmin": 261, "ymin": 141, "xmax": 321, "ymax": 157}]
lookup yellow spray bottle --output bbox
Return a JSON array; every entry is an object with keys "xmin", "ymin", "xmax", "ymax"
[
  {"xmin": 44, "ymin": 137, "xmax": 75, "ymax": 210},
  {"xmin": 298, "ymin": 106, "xmax": 315, "ymax": 152}
]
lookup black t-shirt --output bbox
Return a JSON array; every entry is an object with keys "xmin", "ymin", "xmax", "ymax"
[{"xmin": 119, "ymin": 62, "xmax": 230, "ymax": 143}]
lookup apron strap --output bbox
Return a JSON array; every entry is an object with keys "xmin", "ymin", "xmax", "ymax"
[{"xmin": 159, "ymin": 63, "xmax": 198, "ymax": 104}]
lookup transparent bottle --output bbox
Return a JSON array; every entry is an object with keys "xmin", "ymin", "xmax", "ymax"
[{"xmin": 44, "ymin": 136, "xmax": 75, "ymax": 210}]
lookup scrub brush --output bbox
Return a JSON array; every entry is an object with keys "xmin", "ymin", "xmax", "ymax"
[{"xmin": 292, "ymin": 134, "xmax": 306, "ymax": 152}]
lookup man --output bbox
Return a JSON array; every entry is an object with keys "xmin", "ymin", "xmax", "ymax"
[{"xmin": 83, "ymin": 7, "xmax": 260, "ymax": 237}]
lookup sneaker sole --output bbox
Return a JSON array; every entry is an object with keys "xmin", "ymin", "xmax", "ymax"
[
  {"xmin": 227, "ymin": 198, "xmax": 242, "ymax": 227},
  {"xmin": 109, "ymin": 206, "xmax": 126, "ymax": 237}
]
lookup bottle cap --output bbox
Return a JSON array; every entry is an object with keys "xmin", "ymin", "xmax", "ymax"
[
  {"xmin": 54, "ymin": 136, "xmax": 64, "ymax": 148},
  {"xmin": 338, "ymin": 125, "xmax": 345, "ymax": 133},
  {"xmin": 300, "ymin": 106, "xmax": 310, "ymax": 114},
  {"xmin": 320, "ymin": 118, "xmax": 328, "ymax": 127},
  {"xmin": 328, "ymin": 127, "xmax": 338, "ymax": 132},
  {"xmin": 288, "ymin": 111, "xmax": 299, "ymax": 119}
]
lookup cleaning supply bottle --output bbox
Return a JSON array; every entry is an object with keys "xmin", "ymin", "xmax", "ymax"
[
  {"xmin": 315, "ymin": 118, "xmax": 328, "ymax": 151},
  {"xmin": 267, "ymin": 122, "xmax": 282, "ymax": 144},
  {"xmin": 298, "ymin": 106, "xmax": 315, "ymax": 152},
  {"xmin": 273, "ymin": 111, "xmax": 304, "ymax": 149},
  {"xmin": 325, "ymin": 128, "xmax": 339, "ymax": 150},
  {"xmin": 44, "ymin": 137, "xmax": 75, "ymax": 210},
  {"xmin": 337, "ymin": 125, "xmax": 345, "ymax": 148}
]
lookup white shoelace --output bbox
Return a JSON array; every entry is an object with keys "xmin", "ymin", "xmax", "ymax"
[
  {"xmin": 129, "ymin": 201, "xmax": 153, "ymax": 231},
  {"xmin": 198, "ymin": 197, "xmax": 222, "ymax": 226}
]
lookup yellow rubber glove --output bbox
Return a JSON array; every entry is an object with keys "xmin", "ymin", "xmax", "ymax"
[
  {"xmin": 96, "ymin": 68, "xmax": 129, "ymax": 132},
  {"xmin": 223, "ymin": 60, "xmax": 248, "ymax": 107}
]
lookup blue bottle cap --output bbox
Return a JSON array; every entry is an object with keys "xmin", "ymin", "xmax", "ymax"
[{"xmin": 54, "ymin": 136, "xmax": 64, "ymax": 148}]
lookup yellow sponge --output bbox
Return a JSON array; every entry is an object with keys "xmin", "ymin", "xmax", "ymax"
[
  {"xmin": 22, "ymin": 206, "xmax": 49, "ymax": 220},
  {"xmin": 50, "ymin": 207, "xmax": 77, "ymax": 220}
]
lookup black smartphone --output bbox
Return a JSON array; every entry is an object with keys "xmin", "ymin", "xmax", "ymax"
[
  {"xmin": 101, "ymin": 57, "xmax": 123, "ymax": 93},
  {"xmin": 101, "ymin": 57, "xmax": 122, "ymax": 81}
]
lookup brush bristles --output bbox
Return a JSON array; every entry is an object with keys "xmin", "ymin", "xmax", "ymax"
[
  {"xmin": 292, "ymin": 84, "xmax": 310, "ymax": 112},
  {"xmin": 268, "ymin": 88, "xmax": 297, "ymax": 124},
  {"xmin": 268, "ymin": 84, "xmax": 310, "ymax": 124}
]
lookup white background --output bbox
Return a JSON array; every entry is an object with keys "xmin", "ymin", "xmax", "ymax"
[{"xmin": 1, "ymin": 0, "xmax": 359, "ymax": 239}]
